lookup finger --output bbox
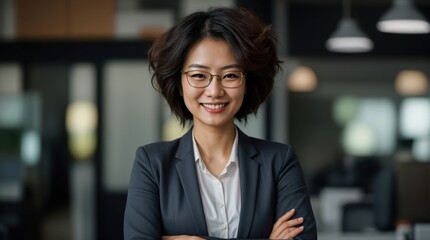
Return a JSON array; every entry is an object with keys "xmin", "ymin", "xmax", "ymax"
[
  {"xmin": 283, "ymin": 217, "xmax": 304, "ymax": 228},
  {"xmin": 280, "ymin": 226, "xmax": 304, "ymax": 239},
  {"xmin": 276, "ymin": 216, "xmax": 304, "ymax": 235},
  {"xmin": 161, "ymin": 236, "xmax": 183, "ymax": 240},
  {"xmin": 272, "ymin": 218, "xmax": 303, "ymax": 239},
  {"xmin": 273, "ymin": 209, "xmax": 295, "ymax": 229},
  {"xmin": 272, "ymin": 209, "xmax": 296, "ymax": 237},
  {"xmin": 279, "ymin": 226, "xmax": 304, "ymax": 239}
]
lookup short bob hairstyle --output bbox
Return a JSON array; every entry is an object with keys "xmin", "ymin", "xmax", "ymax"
[{"xmin": 149, "ymin": 7, "xmax": 282, "ymax": 125}]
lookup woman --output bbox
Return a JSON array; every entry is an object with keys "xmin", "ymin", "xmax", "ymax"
[{"xmin": 124, "ymin": 7, "xmax": 317, "ymax": 240}]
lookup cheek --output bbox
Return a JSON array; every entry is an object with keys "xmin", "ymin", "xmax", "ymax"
[
  {"xmin": 181, "ymin": 80, "xmax": 200, "ymax": 105},
  {"xmin": 238, "ymin": 95, "xmax": 245, "ymax": 107},
  {"xmin": 181, "ymin": 78, "xmax": 197, "ymax": 99},
  {"xmin": 233, "ymin": 88, "xmax": 246, "ymax": 102}
]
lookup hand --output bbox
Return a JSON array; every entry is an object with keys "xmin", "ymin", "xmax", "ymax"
[
  {"xmin": 269, "ymin": 209, "xmax": 304, "ymax": 239},
  {"xmin": 162, "ymin": 235, "xmax": 205, "ymax": 240}
]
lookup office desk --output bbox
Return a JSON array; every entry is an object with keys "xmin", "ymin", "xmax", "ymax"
[{"xmin": 319, "ymin": 232, "xmax": 395, "ymax": 240}]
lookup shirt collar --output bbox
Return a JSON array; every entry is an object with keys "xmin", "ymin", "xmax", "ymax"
[{"xmin": 192, "ymin": 128, "xmax": 239, "ymax": 169}]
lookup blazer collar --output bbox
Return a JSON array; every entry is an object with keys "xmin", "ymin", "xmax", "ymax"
[
  {"xmin": 174, "ymin": 127, "xmax": 260, "ymax": 238},
  {"xmin": 174, "ymin": 128, "xmax": 209, "ymax": 236},
  {"xmin": 236, "ymin": 128, "xmax": 260, "ymax": 237}
]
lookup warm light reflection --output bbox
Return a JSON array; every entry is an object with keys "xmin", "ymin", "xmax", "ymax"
[
  {"xmin": 162, "ymin": 116, "xmax": 190, "ymax": 141},
  {"xmin": 395, "ymin": 70, "xmax": 429, "ymax": 96},
  {"xmin": 66, "ymin": 101, "xmax": 98, "ymax": 160},
  {"xmin": 69, "ymin": 132, "xmax": 97, "ymax": 160},
  {"xmin": 287, "ymin": 66, "xmax": 318, "ymax": 92}
]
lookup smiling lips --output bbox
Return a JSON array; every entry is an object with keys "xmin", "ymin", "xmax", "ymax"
[{"xmin": 202, "ymin": 103, "xmax": 227, "ymax": 113}]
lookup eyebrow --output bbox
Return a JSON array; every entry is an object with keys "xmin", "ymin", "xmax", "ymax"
[{"xmin": 186, "ymin": 64, "xmax": 242, "ymax": 71}]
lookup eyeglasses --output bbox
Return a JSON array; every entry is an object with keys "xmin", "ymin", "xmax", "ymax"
[{"xmin": 182, "ymin": 70, "xmax": 245, "ymax": 88}]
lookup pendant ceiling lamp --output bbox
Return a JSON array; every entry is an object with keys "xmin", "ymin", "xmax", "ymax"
[
  {"xmin": 377, "ymin": 0, "xmax": 430, "ymax": 34},
  {"xmin": 395, "ymin": 70, "xmax": 429, "ymax": 96},
  {"xmin": 326, "ymin": 0, "xmax": 373, "ymax": 53},
  {"xmin": 287, "ymin": 66, "xmax": 318, "ymax": 92}
]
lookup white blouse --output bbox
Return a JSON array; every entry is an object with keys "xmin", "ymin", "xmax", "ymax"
[{"xmin": 192, "ymin": 130, "xmax": 241, "ymax": 238}]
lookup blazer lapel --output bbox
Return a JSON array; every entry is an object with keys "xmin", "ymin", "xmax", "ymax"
[
  {"xmin": 175, "ymin": 129, "xmax": 209, "ymax": 236},
  {"xmin": 237, "ymin": 129, "xmax": 260, "ymax": 237}
]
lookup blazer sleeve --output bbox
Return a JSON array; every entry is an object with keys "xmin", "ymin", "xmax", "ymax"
[
  {"xmin": 276, "ymin": 146, "xmax": 317, "ymax": 240},
  {"xmin": 124, "ymin": 146, "xmax": 161, "ymax": 240}
]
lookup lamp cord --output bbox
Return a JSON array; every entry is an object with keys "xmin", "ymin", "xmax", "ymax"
[{"xmin": 343, "ymin": 0, "xmax": 351, "ymax": 19}]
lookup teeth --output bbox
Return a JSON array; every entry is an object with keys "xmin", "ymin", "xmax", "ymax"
[{"xmin": 203, "ymin": 104, "xmax": 226, "ymax": 109}]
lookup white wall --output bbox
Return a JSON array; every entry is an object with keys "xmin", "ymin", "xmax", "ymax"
[{"xmin": 102, "ymin": 61, "xmax": 161, "ymax": 191}]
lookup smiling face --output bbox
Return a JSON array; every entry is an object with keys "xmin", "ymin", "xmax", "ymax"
[{"xmin": 181, "ymin": 38, "xmax": 246, "ymax": 130}]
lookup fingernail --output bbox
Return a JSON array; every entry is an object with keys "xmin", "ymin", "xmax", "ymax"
[
  {"xmin": 289, "ymin": 208, "xmax": 295, "ymax": 212},
  {"xmin": 299, "ymin": 217, "xmax": 303, "ymax": 221},
  {"xmin": 300, "ymin": 226, "xmax": 304, "ymax": 230}
]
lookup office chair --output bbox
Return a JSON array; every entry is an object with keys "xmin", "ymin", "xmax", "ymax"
[
  {"xmin": 341, "ymin": 202, "xmax": 375, "ymax": 232},
  {"xmin": 341, "ymin": 168, "xmax": 396, "ymax": 232}
]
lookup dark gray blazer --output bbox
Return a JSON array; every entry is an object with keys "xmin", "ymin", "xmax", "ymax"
[{"xmin": 124, "ymin": 128, "xmax": 317, "ymax": 239}]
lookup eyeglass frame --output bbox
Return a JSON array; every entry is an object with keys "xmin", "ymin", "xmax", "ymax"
[{"xmin": 181, "ymin": 70, "xmax": 246, "ymax": 88}]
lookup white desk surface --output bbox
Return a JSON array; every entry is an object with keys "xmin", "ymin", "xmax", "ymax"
[{"xmin": 318, "ymin": 232, "xmax": 395, "ymax": 240}]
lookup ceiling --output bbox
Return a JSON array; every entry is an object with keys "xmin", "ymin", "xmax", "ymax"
[
  {"xmin": 134, "ymin": 0, "xmax": 430, "ymax": 57},
  {"xmin": 283, "ymin": 0, "xmax": 430, "ymax": 96},
  {"xmin": 288, "ymin": 0, "xmax": 430, "ymax": 6},
  {"xmin": 287, "ymin": 1, "xmax": 430, "ymax": 57}
]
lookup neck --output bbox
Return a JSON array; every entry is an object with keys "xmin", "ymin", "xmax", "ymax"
[{"xmin": 193, "ymin": 123, "xmax": 236, "ymax": 165}]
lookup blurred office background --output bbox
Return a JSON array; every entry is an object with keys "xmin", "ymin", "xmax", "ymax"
[{"xmin": 0, "ymin": 0, "xmax": 429, "ymax": 239}]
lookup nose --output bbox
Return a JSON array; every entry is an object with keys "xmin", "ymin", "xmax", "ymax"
[{"xmin": 205, "ymin": 75, "xmax": 225, "ymax": 97}]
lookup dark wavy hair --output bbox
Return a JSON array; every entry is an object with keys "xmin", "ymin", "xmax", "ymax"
[{"xmin": 148, "ymin": 7, "xmax": 282, "ymax": 126}]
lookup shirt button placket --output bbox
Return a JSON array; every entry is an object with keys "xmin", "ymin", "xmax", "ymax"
[{"xmin": 215, "ymin": 178, "xmax": 228, "ymax": 237}]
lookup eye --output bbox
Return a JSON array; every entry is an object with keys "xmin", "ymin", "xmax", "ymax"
[
  {"xmin": 189, "ymin": 72, "xmax": 208, "ymax": 80},
  {"xmin": 223, "ymin": 72, "xmax": 241, "ymax": 80}
]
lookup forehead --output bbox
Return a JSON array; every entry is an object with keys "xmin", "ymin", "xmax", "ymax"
[{"xmin": 183, "ymin": 38, "xmax": 238, "ymax": 69}]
